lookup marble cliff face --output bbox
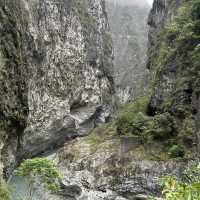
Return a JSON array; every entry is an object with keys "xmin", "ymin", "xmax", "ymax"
[
  {"xmin": 51, "ymin": 0, "xmax": 199, "ymax": 199},
  {"xmin": 0, "ymin": 0, "xmax": 114, "ymax": 175}
]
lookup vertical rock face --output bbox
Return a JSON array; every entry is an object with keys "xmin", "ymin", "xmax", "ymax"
[
  {"xmin": 0, "ymin": 0, "xmax": 114, "ymax": 174},
  {"xmin": 147, "ymin": 0, "xmax": 183, "ymax": 71},
  {"xmin": 51, "ymin": 1, "xmax": 199, "ymax": 199},
  {"xmin": 147, "ymin": 0, "xmax": 200, "ymax": 150},
  {"xmin": 0, "ymin": 0, "xmax": 30, "ymax": 175},
  {"xmin": 21, "ymin": 0, "xmax": 114, "ymax": 157},
  {"xmin": 106, "ymin": 0, "xmax": 150, "ymax": 103},
  {"xmin": 147, "ymin": 0, "xmax": 182, "ymax": 113}
]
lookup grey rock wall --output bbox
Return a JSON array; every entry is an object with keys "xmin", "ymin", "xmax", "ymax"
[
  {"xmin": 106, "ymin": 0, "xmax": 150, "ymax": 103},
  {"xmin": 147, "ymin": 0, "xmax": 183, "ymax": 71},
  {"xmin": 147, "ymin": 0, "xmax": 199, "ymax": 152},
  {"xmin": 21, "ymin": 0, "xmax": 114, "ymax": 157},
  {"xmin": 43, "ymin": 0, "xmax": 198, "ymax": 199},
  {"xmin": 0, "ymin": 0, "xmax": 114, "ymax": 175}
]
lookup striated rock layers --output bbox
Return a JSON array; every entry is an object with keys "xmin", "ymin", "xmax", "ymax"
[
  {"xmin": 0, "ymin": 0, "xmax": 114, "ymax": 175},
  {"xmin": 106, "ymin": 0, "xmax": 150, "ymax": 103}
]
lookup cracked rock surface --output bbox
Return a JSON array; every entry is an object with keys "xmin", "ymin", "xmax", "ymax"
[{"xmin": 0, "ymin": 0, "xmax": 114, "ymax": 173}]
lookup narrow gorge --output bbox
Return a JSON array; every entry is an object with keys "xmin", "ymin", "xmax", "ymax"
[{"xmin": 0, "ymin": 0, "xmax": 200, "ymax": 200}]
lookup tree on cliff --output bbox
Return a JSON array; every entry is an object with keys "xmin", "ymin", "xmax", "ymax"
[{"xmin": 14, "ymin": 158, "xmax": 62, "ymax": 200}]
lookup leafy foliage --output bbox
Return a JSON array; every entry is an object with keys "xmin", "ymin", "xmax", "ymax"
[
  {"xmin": 154, "ymin": 0, "xmax": 200, "ymax": 108},
  {"xmin": 116, "ymin": 0, "xmax": 200, "ymax": 158},
  {"xmin": 168, "ymin": 145, "xmax": 185, "ymax": 158},
  {"xmin": 129, "ymin": 112, "xmax": 175, "ymax": 140},
  {"xmin": 153, "ymin": 163, "xmax": 200, "ymax": 200},
  {"xmin": 191, "ymin": 0, "xmax": 200, "ymax": 20},
  {"xmin": 0, "ymin": 182, "xmax": 11, "ymax": 200},
  {"xmin": 14, "ymin": 158, "xmax": 62, "ymax": 193},
  {"xmin": 116, "ymin": 95, "xmax": 150, "ymax": 136},
  {"xmin": 146, "ymin": 0, "xmax": 200, "ymax": 156},
  {"xmin": 116, "ymin": 95, "xmax": 176, "ymax": 142}
]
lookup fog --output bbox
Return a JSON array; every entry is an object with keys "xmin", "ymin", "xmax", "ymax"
[
  {"xmin": 147, "ymin": 0, "xmax": 154, "ymax": 5},
  {"xmin": 106, "ymin": 0, "xmax": 151, "ymax": 7}
]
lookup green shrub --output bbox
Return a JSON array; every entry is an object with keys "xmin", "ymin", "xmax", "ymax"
[
  {"xmin": 130, "ymin": 112, "xmax": 152, "ymax": 137},
  {"xmin": 116, "ymin": 115, "xmax": 133, "ymax": 136},
  {"xmin": 14, "ymin": 158, "xmax": 62, "ymax": 193},
  {"xmin": 150, "ymin": 0, "xmax": 200, "ymax": 151},
  {"xmin": 165, "ymin": 22, "xmax": 180, "ymax": 43},
  {"xmin": 150, "ymin": 113, "xmax": 175, "ymax": 139},
  {"xmin": 155, "ymin": 163, "xmax": 200, "ymax": 200},
  {"xmin": 191, "ymin": 0, "xmax": 200, "ymax": 20},
  {"xmin": 130, "ymin": 112, "xmax": 175, "ymax": 140},
  {"xmin": 192, "ymin": 44, "xmax": 200, "ymax": 75},
  {"xmin": 116, "ymin": 97, "xmax": 176, "ymax": 141},
  {"xmin": 117, "ymin": 0, "xmax": 200, "ymax": 148},
  {"xmin": 116, "ymin": 95, "xmax": 150, "ymax": 135},
  {"xmin": 0, "ymin": 182, "xmax": 11, "ymax": 200},
  {"xmin": 153, "ymin": 0, "xmax": 200, "ymax": 79},
  {"xmin": 168, "ymin": 144, "xmax": 185, "ymax": 158}
]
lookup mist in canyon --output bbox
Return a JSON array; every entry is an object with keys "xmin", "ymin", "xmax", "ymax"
[{"xmin": 0, "ymin": 0, "xmax": 200, "ymax": 200}]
